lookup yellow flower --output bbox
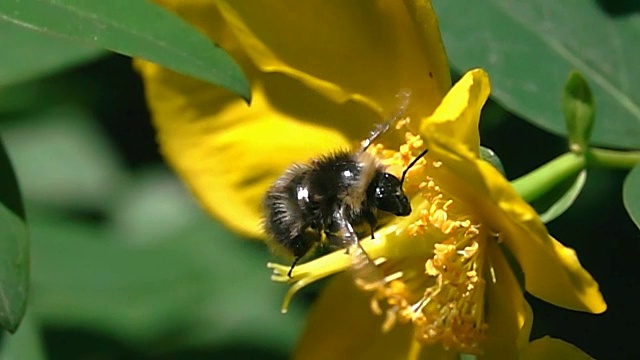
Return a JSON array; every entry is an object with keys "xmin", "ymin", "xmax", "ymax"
[
  {"xmin": 285, "ymin": 69, "xmax": 606, "ymax": 359},
  {"xmin": 135, "ymin": 0, "xmax": 606, "ymax": 358}
]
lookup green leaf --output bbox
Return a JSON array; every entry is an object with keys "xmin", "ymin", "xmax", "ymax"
[
  {"xmin": 563, "ymin": 71, "xmax": 595, "ymax": 153},
  {"xmin": 29, "ymin": 169, "xmax": 303, "ymax": 352},
  {"xmin": 0, "ymin": 82, "xmax": 47, "ymax": 115},
  {"xmin": 1, "ymin": 105, "xmax": 128, "ymax": 211},
  {"xmin": 536, "ymin": 169, "xmax": 587, "ymax": 223},
  {"xmin": 623, "ymin": 164, "xmax": 640, "ymax": 230},
  {"xmin": 30, "ymin": 216, "xmax": 303, "ymax": 353},
  {"xmin": 107, "ymin": 167, "xmax": 199, "ymax": 245},
  {"xmin": 0, "ymin": 138, "xmax": 29, "ymax": 333},
  {"xmin": 0, "ymin": 21, "xmax": 105, "ymax": 88},
  {"xmin": 433, "ymin": 0, "xmax": 640, "ymax": 149},
  {"xmin": 0, "ymin": 0, "xmax": 250, "ymax": 100},
  {"xmin": 0, "ymin": 313, "xmax": 47, "ymax": 360}
]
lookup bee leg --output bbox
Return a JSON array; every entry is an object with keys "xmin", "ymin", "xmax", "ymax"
[
  {"xmin": 364, "ymin": 210, "xmax": 377, "ymax": 239},
  {"xmin": 328, "ymin": 206, "xmax": 385, "ymax": 289},
  {"xmin": 287, "ymin": 230, "xmax": 321, "ymax": 278},
  {"xmin": 325, "ymin": 206, "xmax": 360, "ymax": 255},
  {"xmin": 324, "ymin": 229, "xmax": 351, "ymax": 254}
]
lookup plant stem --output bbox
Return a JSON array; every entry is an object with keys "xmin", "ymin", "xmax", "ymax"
[
  {"xmin": 511, "ymin": 152, "xmax": 585, "ymax": 202},
  {"xmin": 587, "ymin": 148, "xmax": 640, "ymax": 169},
  {"xmin": 511, "ymin": 147, "xmax": 640, "ymax": 202}
]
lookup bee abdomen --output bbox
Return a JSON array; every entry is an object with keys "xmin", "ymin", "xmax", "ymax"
[{"xmin": 263, "ymin": 164, "xmax": 320, "ymax": 258}]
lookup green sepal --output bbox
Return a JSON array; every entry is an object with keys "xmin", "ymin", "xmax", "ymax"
[
  {"xmin": 480, "ymin": 146, "xmax": 506, "ymax": 176},
  {"xmin": 536, "ymin": 169, "xmax": 587, "ymax": 224},
  {"xmin": 563, "ymin": 71, "xmax": 595, "ymax": 153}
]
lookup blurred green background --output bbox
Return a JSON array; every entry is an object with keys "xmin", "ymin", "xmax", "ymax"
[{"xmin": 1, "ymin": 1, "xmax": 640, "ymax": 359}]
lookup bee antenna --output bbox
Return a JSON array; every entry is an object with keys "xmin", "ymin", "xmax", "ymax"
[
  {"xmin": 287, "ymin": 256, "xmax": 302, "ymax": 278},
  {"xmin": 401, "ymin": 148, "xmax": 429, "ymax": 185}
]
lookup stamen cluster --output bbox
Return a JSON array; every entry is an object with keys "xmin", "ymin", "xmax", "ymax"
[{"xmin": 366, "ymin": 129, "xmax": 489, "ymax": 353}]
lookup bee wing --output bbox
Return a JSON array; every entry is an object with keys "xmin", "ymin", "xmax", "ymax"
[
  {"xmin": 330, "ymin": 207, "xmax": 385, "ymax": 290},
  {"xmin": 358, "ymin": 89, "xmax": 411, "ymax": 154}
]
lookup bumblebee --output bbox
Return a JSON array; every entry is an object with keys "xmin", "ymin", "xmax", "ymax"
[{"xmin": 263, "ymin": 93, "xmax": 427, "ymax": 277}]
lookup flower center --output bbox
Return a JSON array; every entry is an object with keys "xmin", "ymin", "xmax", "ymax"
[
  {"xmin": 367, "ymin": 130, "xmax": 489, "ymax": 354},
  {"xmin": 371, "ymin": 175, "xmax": 488, "ymax": 354}
]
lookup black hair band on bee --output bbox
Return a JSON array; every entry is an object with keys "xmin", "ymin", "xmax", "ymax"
[{"xmin": 401, "ymin": 148, "xmax": 429, "ymax": 185}]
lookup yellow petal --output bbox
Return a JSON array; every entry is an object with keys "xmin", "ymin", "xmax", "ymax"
[
  {"xmin": 472, "ymin": 156, "xmax": 606, "ymax": 314},
  {"xmin": 402, "ymin": 0, "xmax": 451, "ymax": 94},
  {"xmin": 421, "ymin": 69, "xmax": 488, "ymax": 155},
  {"xmin": 426, "ymin": 141, "xmax": 606, "ymax": 313},
  {"xmin": 216, "ymin": 0, "xmax": 450, "ymax": 118},
  {"xmin": 480, "ymin": 243, "xmax": 532, "ymax": 359},
  {"xmin": 521, "ymin": 337, "xmax": 595, "ymax": 360},
  {"xmin": 512, "ymin": 234, "xmax": 607, "ymax": 313},
  {"xmin": 420, "ymin": 70, "xmax": 606, "ymax": 314},
  {"xmin": 294, "ymin": 274, "xmax": 415, "ymax": 360}
]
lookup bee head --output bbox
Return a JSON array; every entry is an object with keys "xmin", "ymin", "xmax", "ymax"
[{"xmin": 369, "ymin": 172, "xmax": 411, "ymax": 216}]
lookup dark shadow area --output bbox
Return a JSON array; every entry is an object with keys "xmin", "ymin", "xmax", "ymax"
[
  {"xmin": 533, "ymin": 168, "xmax": 640, "ymax": 358},
  {"xmin": 479, "ymin": 99, "xmax": 566, "ymax": 180},
  {"xmin": 595, "ymin": 0, "xmax": 640, "ymax": 16},
  {"xmin": 45, "ymin": 329, "xmax": 137, "ymax": 360},
  {"xmin": 44, "ymin": 329, "xmax": 288, "ymax": 360},
  {"xmin": 69, "ymin": 54, "xmax": 159, "ymax": 168}
]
